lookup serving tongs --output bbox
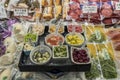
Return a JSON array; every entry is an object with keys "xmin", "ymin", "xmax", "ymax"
[
  {"xmin": 39, "ymin": 41, "xmax": 46, "ymax": 57},
  {"xmin": 26, "ymin": 24, "xmax": 36, "ymax": 47},
  {"xmin": 71, "ymin": 19, "xmax": 76, "ymax": 34},
  {"xmin": 55, "ymin": 19, "xmax": 62, "ymax": 34}
]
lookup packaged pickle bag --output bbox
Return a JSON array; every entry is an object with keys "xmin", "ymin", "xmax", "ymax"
[
  {"xmin": 112, "ymin": 0, "xmax": 120, "ymax": 16},
  {"xmin": 62, "ymin": 0, "xmax": 70, "ymax": 19},
  {"xmin": 96, "ymin": 42, "xmax": 118, "ymax": 79},
  {"xmin": 67, "ymin": 21, "xmax": 83, "ymax": 33},
  {"xmin": 100, "ymin": 1, "xmax": 114, "ymax": 26},
  {"xmin": 85, "ymin": 24, "xmax": 107, "ymax": 43},
  {"xmin": 54, "ymin": 5, "xmax": 62, "ymax": 18},
  {"xmin": 67, "ymin": 1, "xmax": 82, "ymax": 21},
  {"xmin": 111, "ymin": 0, "xmax": 120, "ymax": 25},
  {"xmin": 85, "ymin": 44, "xmax": 101, "ymax": 80},
  {"xmin": 42, "ymin": 6, "xmax": 53, "ymax": 20},
  {"xmin": 88, "ymin": 2, "xmax": 101, "ymax": 24}
]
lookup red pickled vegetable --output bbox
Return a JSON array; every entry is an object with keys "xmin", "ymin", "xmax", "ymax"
[{"xmin": 72, "ymin": 48, "xmax": 90, "ymax": 63}]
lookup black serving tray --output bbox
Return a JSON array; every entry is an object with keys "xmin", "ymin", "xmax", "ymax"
[{"xmin": 18, "ymin": 26, "xmax": 91, "ymax": 72}]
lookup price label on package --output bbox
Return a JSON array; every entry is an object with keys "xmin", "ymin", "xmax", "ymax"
[
  {"xmin": 115, "ymin": 2, "xmax": 120, "ymax": 10},
  {"xmin": 83, "ymin": 6, "xmax": 97, "ymax": 13},
  {"xmin": 14, "ymin": 8, "xmax": 28, "ymax": 16}
]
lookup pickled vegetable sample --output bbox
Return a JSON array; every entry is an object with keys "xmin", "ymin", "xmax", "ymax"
[
  {"xmin": 66, "ymin": 33, "xmax": 84, "ymax": 46},
  {"xmin": 53, "ymin": 45, "xmax": 68, "ymax": 58},
  {"xmin": 32, "ymin": 51, "xmax": 50, "ymax": 64}
]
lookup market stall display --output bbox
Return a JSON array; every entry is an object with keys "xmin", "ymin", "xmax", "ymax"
[{"xmin": 0, "ymin": 0, "xmax": 120, "ymax": 80}]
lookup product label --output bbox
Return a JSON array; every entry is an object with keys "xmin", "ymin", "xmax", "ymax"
[
  {"xmin": 95, "ymin": 30, "xmax": 101, "ymax": 40},
  {"xmin": 83, "ymin": 5, "xmax": 97, "ymax": 13},
  {"xmin": 102, "ymin": 48, "xmax": 110, "ymax": 60},
  {"xmin": 14, "ymin": 8, "xmax": 28, "ymax": 16},
  {"xmin": 115, "ymin": 2, "xmax": 120, "ymax": 10}
]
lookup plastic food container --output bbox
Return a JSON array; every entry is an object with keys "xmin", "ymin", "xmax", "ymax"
[
  {"xmin": 30, "ymin": 45, "xmax": 52, "ymax": 65},
  {"xmin": 53, "ymin": 45, "xmax": 69, "ymax": 59},
  {"xmin": 65, "ymin": 32, "xmax": 85, "ymax": 47},
  {"xmin": 31, "ymin": 23, "xmax": 45, "ymax": 36},
  {"xmin": 23, "ymin": 43, "xmax": 34, "ymax": 56},
  {"xmin": 71, "ymin": 47, "xmax": 91, "ymax": 65},
  {"xmin": 48, "ymin": 24, "xmax": 64, "ymax": 34},
  {"xmin": 67, "ymin": 25, "xmax": 83, "ymax": 33},
  {"xmin": 45, "ymin": 33, "xmax": 64, "ymax": 47}
]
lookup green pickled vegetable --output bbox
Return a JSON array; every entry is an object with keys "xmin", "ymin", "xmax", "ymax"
[
  {"xmin": 85, "ymin": 59, "xmax": 100, "ymax": 79},
  {"xmin": 53, "ymin": 45, "xmax": 68, "ymax": 58},
  {"xmin": 24, "ymin": 33, "xmax": 37, "ymax": 42},
  {"xmin": 98, "ymin": 49, "xmax": 117, "ymax": 79},
  {"xmin": 3, "ymin": 76, "xmax": 7, "ymax": 80},
  {"xmin": 89, "ymin": 33, "xmax": 106, "ymax": 43},
  {"xmin": 32, "ymin": 51, "xmax": 50, "ymax": 63},
  {"xmin": 100, "ymin": 58, "xmax": 117, "ymax": 79}
]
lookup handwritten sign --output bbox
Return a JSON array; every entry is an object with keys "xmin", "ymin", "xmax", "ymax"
[
  {"xmin": 14, "ymin": 8, "xmax": 28, "ymax": 16},
  {"xmin": 83, "ymin": 6, "xmax": 97, "ymax": 13},
  {"xmin": 115, "ymin": 2, "xmax": 120, "ymax": 10}
]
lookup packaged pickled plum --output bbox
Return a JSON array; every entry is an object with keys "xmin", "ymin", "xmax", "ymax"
[
  {"xmin": 112, "ymin": 0, "xmax": 120, "ymax": 17},
  {"xmin": 67, "ymin": 1, "xmax": 82, "ymax": 21},
  {"xmin": 67, "ymin": 24, "xmax": 83, "ymax": 33},
  {"xmin": 101, "ymin": 1, "xmax": 113, "ymax": 18},
  {"xmin": 88, "ymin": 2, "xmax": 101, "ymax": 24},
  {"xmin": 102, "ymin": 18, "xmax": 113, "ymax": 26}
]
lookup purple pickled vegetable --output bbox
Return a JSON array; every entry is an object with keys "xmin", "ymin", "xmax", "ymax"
[
  {"xmin": 0, "ymin": 22, "xmax": 12, "ymax": 38},
  {"xmin": 2, "ymin": 31, "xmax": 11, "ymax": 39},
  {"xmin": 7, "ymin": 19, "xmax": 18, "ymax": 27},
  {"xmin": 79, "ymin": 49, "xmax": 86, "ymax": 54},
  {"xmin": 72, "ymin": 48, "xmax": 90, "ymax": 63},
  {"xmin": 0, "ymin": 28, "xmax": 4, "ymax": 33}
]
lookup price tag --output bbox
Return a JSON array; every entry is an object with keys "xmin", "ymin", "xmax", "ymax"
[
  {"xmin": 0, "ymin": 2, "xmax": 7, "ymax": 18},
  {"xmin": 14, "ymin": 8, "xmax": 28, "ymax": 16},
  {"xmin": 83, "ymin": 6, "xmax": 97, "ymax": 13},
  {"xmin": 115, "ymin": 2, "xmax": 120, "ymax": 10}
]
